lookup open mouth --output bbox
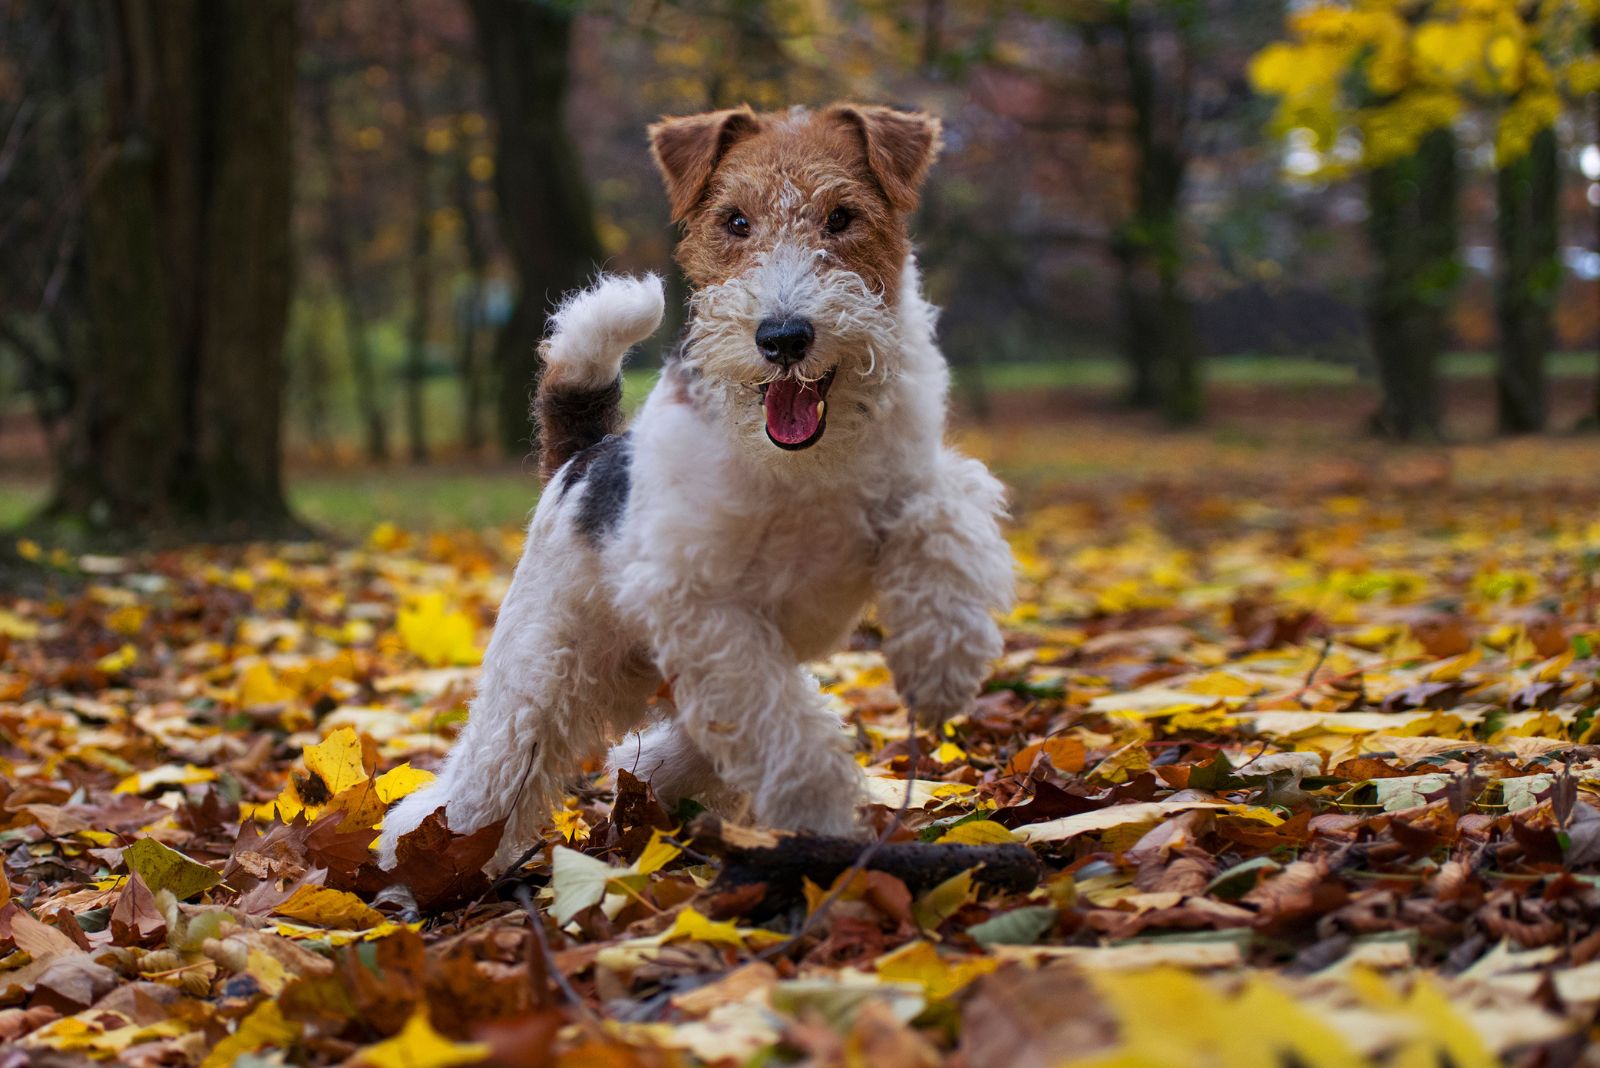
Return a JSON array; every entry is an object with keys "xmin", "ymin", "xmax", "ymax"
[{"xmin": 759, "ymin": 369, "xmax": 836, "ymax": 451}]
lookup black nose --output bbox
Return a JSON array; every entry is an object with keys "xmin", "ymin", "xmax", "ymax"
[{"xmin": 755, "ymin": 318, "xmax": 814, "ymax": 370}]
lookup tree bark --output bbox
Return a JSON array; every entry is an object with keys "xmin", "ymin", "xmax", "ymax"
[
  {"xmin": 52, "ymin": 0, "xmax": 299, "ymax": 538},
  {"xmin": 309, "ymin": 63, "xmax": 390, "ymax": 464},
  {"xmin": 394, "ymin": 0, "xmax": 434, "ymax": 465},
  {"xmin": 1495, "ymin": 125, "xmax": 1558, "ymax": 435},
  {"xmin": 1367, "ymin": 127, "xmax": 1458, "ymax": 441},
  {"xmin": 1115, "ymin": 9, "xmax": 1202, "ymax": 426},
  {"xmin": 467, "ymin": 0, "xmax": 602, "ymax": 457}
]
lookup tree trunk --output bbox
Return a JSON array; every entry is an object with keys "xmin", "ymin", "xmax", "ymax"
[
  {"xmin": 1366, "ymin": 127, "xmax": 1458, "ymax": 441},
  {"xmin": 51, "ymin": 0, "xmax": 299, "ymax": 538},
  {"xmin": 309, "ymin": 64, "xmax": 390, "ymax": 464},
  {"xmin": 467, "ymin": 0, "xmax": 603, "ymax": 457},
  {"xmin": 1113, "ymin": 236, "xmax": 1161, "ymax": 408},
  {"xmin": 394, "ymin": 0, "xmax": 433, "ymax": 464},
  {"xmin": 1117, "ymin": 10, "xmax": 1202, "ymax": 426},
  {"xmin": 1495, "ymin": 125, "xmax": 1558, "ymax": 435},
  {"xmin": 449, "ymin": 68, "xmax": 492, "ymax": 455}
]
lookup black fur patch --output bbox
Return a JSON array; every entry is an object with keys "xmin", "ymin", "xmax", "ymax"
[
  {"xmin": 536, "ymin": 375, "xmax": 623, "ymax": 481},
  {"xmin": 564, "ymin": 432, "xmax": 632, "ymax": 543}
]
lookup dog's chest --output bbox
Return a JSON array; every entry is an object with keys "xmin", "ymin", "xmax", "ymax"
[{"xmin": 746, "ymin": 499, "xmax": 876, "ymax": 658}]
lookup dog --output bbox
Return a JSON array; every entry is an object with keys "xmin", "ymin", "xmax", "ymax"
[{"xmin": 378, "ymin": 103, "xmax": 1015, "ymax": 872}]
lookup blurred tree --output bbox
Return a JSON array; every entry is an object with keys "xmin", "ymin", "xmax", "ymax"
[
  {"xmin": 467, "ymin": 0, "xmax": 603, "ymax": 456},
  {"xmin": 1367, "ymin": 126, "xmax": 1457, "ymax": 440},
  {"xmin": 445, "ymin": 76, "xmax": 495, "ymax": 454},
  {"xmin": 0, "ymin": 2, "xmax": 91, "ymax": 464},
  {"xmin": 1106, "ymin": 1, "xmax": 1203, "ymax": 426},
  {"xmin": 394, "ymin": 0, "xmax": 437, "ymax": 464},
  {"xmin": 307, "ymin": 15, "xmax": 391, "ymax": 464},
  {"xmin": 1253, "ymin": 1, "xmax": 1594, "ymax": 439},
  {"xmin": 1252, "ymin": 6, "xmax": 1464, "ymax": 439},
  {"xmin": 49, "ymin": 0, "xmax": 300, "ymax": 535}
]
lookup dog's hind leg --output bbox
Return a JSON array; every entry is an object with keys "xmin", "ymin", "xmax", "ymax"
[
  {"xmin": 607, "ymin": 713, "xmax": 746, "ymax": 818},
  {"xmin": 378, "ymin": 527, "xmax": 652, "ymax": 873}
]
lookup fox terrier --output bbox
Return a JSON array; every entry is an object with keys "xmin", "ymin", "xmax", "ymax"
[{"xmin": 379, "ymin": 103, "xmax": 1016, "ymax": 872}]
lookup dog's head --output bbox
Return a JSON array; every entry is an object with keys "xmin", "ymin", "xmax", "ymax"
[{"xmin": 649, "ymin": 104, "xmax": 940, "ymax": 454}]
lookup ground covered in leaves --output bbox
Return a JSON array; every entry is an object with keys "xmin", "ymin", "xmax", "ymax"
[{"xmin": 8, "ymin": 450, "xmax": 1600, "ymax": 1065}]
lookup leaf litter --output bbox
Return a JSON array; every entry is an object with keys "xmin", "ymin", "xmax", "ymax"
[{"xmin": 5, "ymin": 473, "xmax": 1600, "ymax": 1064}]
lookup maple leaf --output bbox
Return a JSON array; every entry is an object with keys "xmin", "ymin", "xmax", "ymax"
[{"xmin": 396, "ymin": 592, "xmax": 482, "ymax": 667}]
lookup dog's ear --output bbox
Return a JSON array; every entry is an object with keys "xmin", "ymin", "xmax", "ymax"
[
  {"xmin": 648, "ymin": 107, "xmax": 761, "ymax": 223},
  {"xmin": 826, "ymin": 104, "xmax": 942, "ymax": 213}
]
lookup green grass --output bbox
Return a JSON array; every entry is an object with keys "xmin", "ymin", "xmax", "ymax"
[{"xmin": 290, "ymin": 467, "xmax": 540, "ymax": 535}]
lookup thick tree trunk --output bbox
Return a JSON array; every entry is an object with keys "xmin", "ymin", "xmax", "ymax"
[
  {"xmin": 309, "ymin": 67, "xmax": 390, "ymax": 464},
  {"xmin": 1496, "ymin": 126, "xmax": 1559, "ymax": 435},
  {"xmin": 1117, "ymin": 11, "xmax": 1202, "ymax": 426},
  {"xmin": 467, "ymin": 0, "xmax": 603, "ymax": 457},
  {"xmin": 394, "ymin": 0, "xmax": 433, "ymax": 465},
  {"xmin": 1366, "ymin": 127, "xmax": 1458, "ymax": 441},
  {"xmin": 52, "ymin": 0, "xmax": 299, "ymax": 538},
  {"xmin": 1113, "ymin": 237, "xmax": 1161, "ymax": 409}
]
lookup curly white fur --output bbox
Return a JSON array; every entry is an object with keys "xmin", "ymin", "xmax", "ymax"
[
  {"xmin": 378, "ymin": 255, "xmax": 1015, "ymax": 872},
  {"xmin": 541, "ymin": 273, "xmax": 665, "ymax": 388}
]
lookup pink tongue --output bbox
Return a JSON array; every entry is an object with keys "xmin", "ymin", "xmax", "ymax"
[{"xmin": 764, "ymin": 378, "xmax": 822, "ymax": 445}]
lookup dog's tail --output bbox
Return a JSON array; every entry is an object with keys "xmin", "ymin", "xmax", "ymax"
[{"xmin": 535, "ymin": 273, "xmax": 665, "ymax": 481}]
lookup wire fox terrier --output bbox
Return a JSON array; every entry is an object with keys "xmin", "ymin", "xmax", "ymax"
[{"xmin": 379, "ymin": 103, "xmax": 1016, "ymax": 872}]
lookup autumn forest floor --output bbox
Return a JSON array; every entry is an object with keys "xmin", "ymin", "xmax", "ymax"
[{"xmin": 7, "ymin": 373, "xmax": 1600, "ymax": 1064}]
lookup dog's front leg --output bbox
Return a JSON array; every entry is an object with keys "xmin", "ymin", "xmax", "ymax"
[
  {"xmin": 645, "ymin": 601, "xmax": 863, "ymax": 836},
  {"xmin": 876, "ymin": 450, "xmax": 1016, "ymax": 727}
]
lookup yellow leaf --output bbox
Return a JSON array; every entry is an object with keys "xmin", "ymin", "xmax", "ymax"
[
  {"xmin": 354, "ymin": 1008, "xmax": 489, "ymax": 1068},
  {"xmin": 304, "ymin": 727, "xmax": 371, "ymax": 797},
  {"xmin": 550, "ymin": 806, "xmax": 591, "ymax": 844},
  {"xmin": 874, "ymin": 940, "xmax": 997, "ymax": 1000},
  {"xmin": 1090, "ymin": 740, "xmax": 1152, "ymax": 784},
  {"xmin": 123, "ymin": 837, "xmax": 222, "ymax": 900},
  {"xmin": 936, "ymin": 820, "xmax": 1018, "ymax": 845},
  {"xmin": 202, "ymin": 1000, "xmax": 301, "ymax": 1068},
  {"xmin": 272, "ymin": 885, "xmax": 387, "ymax": 930},
  {"xmin": 663, "ymin": 905, "xmax": 746, "ymax": 947},
  {"xmin": 237, "ymin": 661, "xmax": 295, "ymax": 706},
  {"xmin": 660, "ymin": 905, "xmax": 783, "ymax": 949},
  {"xmin": 95, "ymin": 643, "xmax": 137, "ymax": 674},
  {"xmin": 632, "ymin": 828, "xmax": 682, "ymax": 876},
  {"xmin": 1534, "ymin": 648, "xmax": 1574, "ymax": 683},
  {"xmin": 105, "ymin": 603, "xmax": 147, "ymax": 636},
  {"xmin": 0, "ymin": 609, "xmax": 40, "ymax": 639},
  {"xmin": 912, "ymin": 867, "xmax": 975, "ymax": 929},
  {"xmin": 932, "ymin": 740, "xmax": 967, "ymax": 763},
  {"xmin": 0, "ymin": 866, "xmax": 9, "ymax": 910},
  {"xmin": 29, "ymin": 1015, "xmax": 189, "ymax": 1056},
  {"xmin": 114, "ymin": 763, "xmax": 217, "ymax": 795},
  {"xmin": 374, "ymin": 763, "xmax": 435, "ymax": 804},
  {"xmin": 1426, "ymin": 645, "xmax": 1480, "ymax": 682},
  {"xmin": 397, "ymin": 592, "xmax": 481, "ymax": 667}
]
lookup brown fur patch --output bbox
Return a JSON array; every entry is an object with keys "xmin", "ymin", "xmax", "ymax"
[
  {"xmin": 535, "ymin": 376, "xmax": 623, "ymax": 482},
  {"xmin": 650, "ymin": 104, "xmax": 941, "ymax": 302}
]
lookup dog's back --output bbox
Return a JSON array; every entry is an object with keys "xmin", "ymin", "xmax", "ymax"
[{"xmin": 534, "ymin": 275, "xmax": 665, "ymax": 480}]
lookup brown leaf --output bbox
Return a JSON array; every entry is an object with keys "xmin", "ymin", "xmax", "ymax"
[
  {"xmin": 110, "ymin": 873, "xmax": 167, "ymax": 946},
  {"xmin": 352, "ymin": 810, "xmax": 504, "ymax": 911}
]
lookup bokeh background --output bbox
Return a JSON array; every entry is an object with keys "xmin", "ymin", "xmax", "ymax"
[{"xmin": 4, "ymin": 0, "xmax": 1600, "ymax": 544}]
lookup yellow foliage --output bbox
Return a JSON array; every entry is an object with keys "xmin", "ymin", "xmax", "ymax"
[
  {"xmin": 353, "ymin": 1008, "xmax": 489, "ymax": 1068},
  {"xmin": 397, "ymin": 592, "xmax": 481, "ymax": 667}
]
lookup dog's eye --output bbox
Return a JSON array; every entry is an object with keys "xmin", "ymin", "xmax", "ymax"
[
  {"xmin": 825, "ymin": 207, "xmax": 853, "ymax": 234},
  {"xmin": 726, "ymin": 211, "xmax": 751, "ymax": 238}
]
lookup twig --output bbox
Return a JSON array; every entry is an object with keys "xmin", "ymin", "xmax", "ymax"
[
  {"xmin": 1295, "ymin": 637, "xmax": 1335, "ymax": 705},
  {"xmin": 756, "ymin": 712, "xmax": 922, "ymax": 961},
  {"xmin": 514, "ymin": 884, "xmax": 595, "ymax": 1020}
]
